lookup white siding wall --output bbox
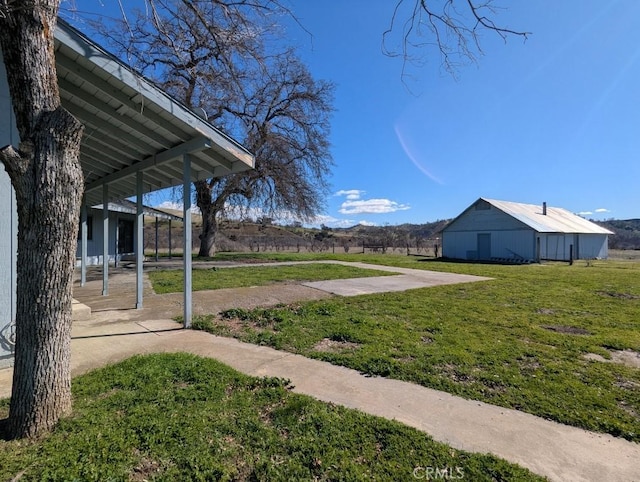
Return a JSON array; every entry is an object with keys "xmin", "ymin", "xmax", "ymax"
[
  {"xmin": 539, "ymin": 234, "xmax": 570, "ymax": 261},
  {"xmin": 578, "ymin": 234, "xmax": 608, "ymax": 259},
  {"xmin": 446, "ymin": 202, "xmax": 527, "ymax": 232},
  {"xmin": 443, "ymin": 230, "xmax": 535, "ymax": 260},
  {"xmin": 535, "ymin": 233, "xmax": 608, "ymax": 261},
  {"xmin": 442, "ymin": 231, "xmax": 477, "ymax": 260},
  {"xmin": 443, "ymin": 202, "xmax": 536, "ymax": 261},
  {"xmin": 0, "ymin": 51, "xmax": 18, "ymax": 367},
  {"xmin": 0, "ymin": 169, "xmax": 17, "ymax": 367},
  {"xmin": 75, "ymin": 210, "xmax": 138, "ymax": 266}
]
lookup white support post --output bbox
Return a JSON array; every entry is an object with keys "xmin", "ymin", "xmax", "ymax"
[
  {"xmin": 102, "ymin": 183, "xmax": 109, "ymax": 296},
  {"xmin": 183, "ymin": 153, "xmax": 192, "ymax": 328},
  {"xmin": 168, "ymin": 219, "xmax": 172, "ymax": 259},
  {"xmin": 136, "ymin": 171, "xmax": 144, "ymax": 309},
  {"xmin": 80, "ymin": 201, "xmax": 87, "ymax": 287}
]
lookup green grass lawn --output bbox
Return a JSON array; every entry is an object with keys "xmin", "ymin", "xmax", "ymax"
[
  {"xmin": 149, "ymin": 262, "xmax": 393, "ymax": 294},
  {"xmin": 190, "ymin": 254, "xmax": 640, "ymax": 442},
  {"xmin": 0, "ymin": 354, "xmax": 543, "ymax": 481}
]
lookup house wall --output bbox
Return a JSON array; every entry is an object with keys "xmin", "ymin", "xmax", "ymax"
[
  {"xmin": 0, "ymin": 168, "xmax": 17, "ymax": 368},
  {"xmin": 0, "ymin": 51, "xmax": 18, "ymax": 367},
  {"xmin": 75, "ymin": 209, "xmax": 138, "ymax": 266}
]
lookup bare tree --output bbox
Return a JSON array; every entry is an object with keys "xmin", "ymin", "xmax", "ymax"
[
  {"xmin": 0, "ymin": 1, "xmax": 84, "ymax": 438},
  {"xmin": 384, "ymin": 0, "xmax": 530, "ymax": 78},
  {"xmin": 195, "ymin": 50, "xmax": 333, "ymax": 255},
  {"xmin": 89, "ymin": 0, "xmax": 333, "ymax": 256}
]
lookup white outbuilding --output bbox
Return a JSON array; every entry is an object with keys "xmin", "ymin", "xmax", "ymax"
[{"xmin": 442, "ymin": 198, "xmax": 613, "ymax": 263}]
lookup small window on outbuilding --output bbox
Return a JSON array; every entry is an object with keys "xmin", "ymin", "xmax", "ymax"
[{"xmin": 475, "ymin": 200, "xmax": 491, "ymax": 211}]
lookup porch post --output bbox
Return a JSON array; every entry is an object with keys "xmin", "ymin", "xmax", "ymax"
[
  {"xmin": 168, "ymin": 219, "xmax": 172, "ymax": 259},
  {"xmin": 136, "ymin": 171, "xmax": 144, "ymax": 309},
  {"xmin": 80, "ymin": 201, "xmax": 87, "ymax": 287},
  {"xmin": 155, "ymin": 217, "xmax": 159, "ymax": 261},
  {"xmin": 102, "ymin": 183, "xmax": 109, "ymax": 296},
  {"xmin": 183, "ymin": 153, "xmax": 192, "ymax": 328}
]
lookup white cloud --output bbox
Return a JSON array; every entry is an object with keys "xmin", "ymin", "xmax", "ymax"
[
  {"xmin": 339, "ymin": 198, "xmax": 411, "ymax": 215},
  {"xmin": 358, "ymin": 220, "xmax": 377, "ymax": 226},
  {"xmin": 577, "ymin": 208, "xmax": 611, "ymax": 218},
  {"xmin": 155, "ymin": 201, "xmax": 201, "ymax": 214},
  {"xmin": 335, "ymin": 189, "xmax": 364, "ymax": 200}
]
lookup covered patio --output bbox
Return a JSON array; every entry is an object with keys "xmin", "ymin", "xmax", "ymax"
[{"xmin": 55, "ymin": 19, "xmax": 254, "ymax": 326}]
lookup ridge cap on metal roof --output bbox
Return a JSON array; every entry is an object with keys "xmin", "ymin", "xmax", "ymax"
[{"xmin": 479, "ymin": 197, "xmax": 613, "ymax": 234}]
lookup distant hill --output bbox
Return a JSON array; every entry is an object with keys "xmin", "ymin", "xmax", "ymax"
[
  {"xmin": 597, "ymin": 219, "xmax": 640, "ymax": 249},
  {"xmin": 144, "ymin": 216, "xmax": 640, "ymax": 253}
]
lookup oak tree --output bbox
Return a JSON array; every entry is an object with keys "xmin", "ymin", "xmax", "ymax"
[
  {"xmin": 0, "ymin": 1, "xmax": 84, "ymax": 439},
  {"xmin": 91, "ymin": 0, "xmax": 334, "ymax": 257}
]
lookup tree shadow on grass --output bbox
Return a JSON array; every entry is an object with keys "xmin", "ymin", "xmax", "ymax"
[{"xmin": 0, "ymin": 417, "xmax": 9, "ymax": 441}]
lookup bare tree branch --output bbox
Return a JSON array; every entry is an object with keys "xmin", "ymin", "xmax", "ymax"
[
  {"xmin": 384, "ymin": 0, "xmax": 530, "ymax": 80},
  {"xmin": 86, "ymin": 0, "xmax": 333, "ymax": 257}
]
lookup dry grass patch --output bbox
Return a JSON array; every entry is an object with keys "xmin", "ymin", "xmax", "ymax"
[
  {"xmin": 313, "ymin": 338, "xmax": 361, "ymax": 353},
  {"xmin": 583, "ymin": 349, "xmax": 640, "ymax": 369}
]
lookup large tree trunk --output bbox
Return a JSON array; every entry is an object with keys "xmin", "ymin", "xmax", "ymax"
[
  {"xmin": 0, "ymin": 2, "xmax": 85, "ymax": 439},
  {"xmin": 195, "ymin": 180, "xmax": 219, "ymax": 257}
]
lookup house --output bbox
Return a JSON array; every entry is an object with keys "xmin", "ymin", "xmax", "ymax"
[
  {"xmin": 76, "ymin": 200, "xmax": 183, "ymax": 266},
  {"xmin": 0, "ymin": 19, "xmax": 254, "ymax": 367},
  {"xmin": 442, "ymin": 198, "xmax": 613, "ymax": 263}
]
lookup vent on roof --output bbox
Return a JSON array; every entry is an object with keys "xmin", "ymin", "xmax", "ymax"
[{"xmin": 543, "ymin": 202, "xmax": 547, "ymax": 215}]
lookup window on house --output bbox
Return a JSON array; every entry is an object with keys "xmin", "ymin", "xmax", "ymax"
[{"xmin": 77, "ymin": 215, "xmax": 93, "ymax": 240}]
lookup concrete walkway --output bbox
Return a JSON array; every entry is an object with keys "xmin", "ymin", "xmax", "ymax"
[
  {"xmin": 1, "ymin": 261, "xmax": 639, "ymax": 481},
  {"xmin": 1, "ymin": 321, "xmax": 638, "ymax": 482}
]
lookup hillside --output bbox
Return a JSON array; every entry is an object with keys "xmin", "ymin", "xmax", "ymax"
[
  {"xmin": 598, "ymin": 219, "xmax": 640, "ymax": 249},
  {"xmin": 143, "ymin": 217, "xmax": 640, "ymax": 254}
]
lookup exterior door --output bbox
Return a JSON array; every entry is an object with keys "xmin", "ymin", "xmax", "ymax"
[
  {"xmin": 477, "ymin": 233, "xmax": 491, "ymax": 260},
  {"xmin": 117, "ymin": 219, "xmax": 135, "ymax": 254}
]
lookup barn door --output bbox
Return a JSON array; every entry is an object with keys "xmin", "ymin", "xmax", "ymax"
[{"xmin": 477, "ymin": 233, "xmax": 491, "ymax": 260}]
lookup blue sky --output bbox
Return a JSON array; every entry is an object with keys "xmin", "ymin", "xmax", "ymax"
[{"xmin": 67, "ymin": 1, "xmax": 640, "ymax": 227}]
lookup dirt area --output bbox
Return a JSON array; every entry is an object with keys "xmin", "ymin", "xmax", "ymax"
[
  {"xmin": 542, "ymin": 325, "xmax": 591, "ymax": 335},
  {"xmin": 313, "ymin": 338, "xmax": 361, "ymax": 353},
  {"xmin": 73, "ymin": 266, "xmax": 333, "ymax": 326},
  {"xmin": 583, "ymin": 350, "xmax": 640, "ymax": 369}
]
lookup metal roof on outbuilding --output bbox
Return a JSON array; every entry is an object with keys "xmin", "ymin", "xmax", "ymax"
[
  {"xmin": 482, "ymin": 198, "xmax": 614, "ymax": 234},
  {"xmin": 92, "ymin": 200, "xmax": 183, "ymax": 222},
  {"xmin": 54, "ymin": 19, "xmax": 254, "ymax": 206}
]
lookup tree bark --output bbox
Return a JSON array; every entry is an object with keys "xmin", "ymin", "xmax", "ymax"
[
  {"xmin": 195, "ymin": 180, "xmax": 218, "ymax": 257},
  {"xmin": 0, "ymin": 2, "xmax": 85, "ymax": 439}
]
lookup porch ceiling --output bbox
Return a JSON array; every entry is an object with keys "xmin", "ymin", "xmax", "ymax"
[{"xmin": 54, "ymin": 20, "xmax": 254, "ymax": 206}]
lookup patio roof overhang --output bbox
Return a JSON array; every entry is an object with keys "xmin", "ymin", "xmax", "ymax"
[
  {"xmin": 50, "ymin": 19, "xmax": 254, "ymax": 327},
  {"xmin": 54, "ymin": 19, "xmax": 254, "ymax": 206}
]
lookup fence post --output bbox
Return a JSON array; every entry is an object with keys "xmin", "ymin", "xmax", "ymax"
[{"xmin": 569, "ymin": 244, "xmax": 574, "ymax": 265}]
